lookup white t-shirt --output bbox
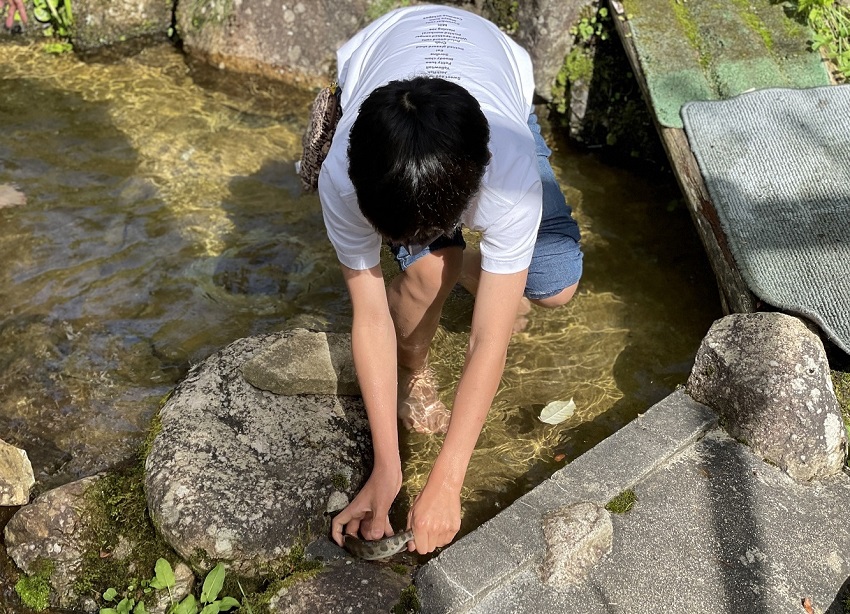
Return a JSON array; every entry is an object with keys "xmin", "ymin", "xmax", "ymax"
[{"xmin": 318, "ymin": 5, "xmax": 542, "ymax": 274}]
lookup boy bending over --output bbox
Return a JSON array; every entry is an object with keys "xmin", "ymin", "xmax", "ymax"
[{"xmin": 322, "ymin": 5, "xmax": 583, "ymax": 555}]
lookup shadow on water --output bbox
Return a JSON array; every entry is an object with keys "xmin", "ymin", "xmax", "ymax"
[
  {"xmin": 0, "ymin": 77, "xmax": 175, "ymax": 485},
  {"xmin": 218, "ymin": 158, "xmax": 351, "ymax": 333}
]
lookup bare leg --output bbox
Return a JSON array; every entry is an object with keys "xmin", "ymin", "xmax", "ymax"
[
  {"xmin": 387, "ymin": 247, "xmax": 463, "ymax": 434},
  {"xmin": 459, "ymin": 248, "xmax": 532, "ymax": 332}
]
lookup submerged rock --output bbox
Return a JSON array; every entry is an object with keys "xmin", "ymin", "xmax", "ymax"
[
  {"xmin": 687, "ymin": 312, "xmax": 847, "ymax": 481},
  {"xmin": 145, "ymin": 331, "xmax": 371, "ymax": 577},
  {"xmin": 0, "ymin": 438, "xmax": 35, "ymax": 505}
]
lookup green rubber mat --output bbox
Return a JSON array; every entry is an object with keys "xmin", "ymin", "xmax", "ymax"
[
  {"xmin": 622, "ymin": 0, "xmax": 832, "ymax": 128},
  {"xmin": 682, "ymin": 85, "xmax": 850, "ymax": 355}
]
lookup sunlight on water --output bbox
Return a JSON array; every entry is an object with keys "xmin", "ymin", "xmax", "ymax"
[{"xmin": 0, "ymin": 40, "xmax": 721, "ymax": 534}]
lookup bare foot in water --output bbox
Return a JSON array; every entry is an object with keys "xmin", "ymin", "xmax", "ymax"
[
  {"xmin": 513, "ymin": 296, "xmax": 532, "ymax": 334},
  {"xmin": 397, "ymin": 367, "xmax": 451, "ymax": 434}
]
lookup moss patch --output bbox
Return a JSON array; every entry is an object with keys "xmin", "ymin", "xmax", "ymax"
[
  {"xmin": 483, "ymin": 0, "xmax": 519, "ymax": 35},
  {"xmin": 330, "ymin": 472, "xmax": 349, "ymax": 491},
  {"xmin": 14, "ymin": 559, "xmax": 54, "ymax": 612},
  {"xmin": 73, "ymin": 458, "xmax": 176, "ymax": 604},
  {"xmin": 605, "ymin": 489, "xmax": 637, "ymax": 514},
  {"xmin": 366, "ymin": 0, "xmax": 410, "ymax": 21},
  {"xmin": 831, "ymin": 369, "xmax": 850, "ymax": 446},
  {"xmin": 392, "ymin": 584, "xmax": 421, "ymax": 614}
]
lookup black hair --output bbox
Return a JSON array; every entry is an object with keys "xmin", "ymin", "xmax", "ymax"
[{"xmin": 347, "ymin": 77, "xmax": 490, "ymax": 244}]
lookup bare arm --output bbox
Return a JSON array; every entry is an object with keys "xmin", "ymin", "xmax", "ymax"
[
  {"xmin": 331, "ymin": 264, "xmax": 402, "ymax": 544},
  {"xmin": 407, "ymin": 266, "xmax": 528, "ymax": 553}
]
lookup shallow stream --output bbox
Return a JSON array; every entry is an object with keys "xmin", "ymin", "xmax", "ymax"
[{"xmin": 0, "ymin": 40, "xmax": 721, "ymax": 546}]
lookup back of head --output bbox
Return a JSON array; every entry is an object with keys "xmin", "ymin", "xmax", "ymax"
[{"xmin": 348, "ymin": 77, "xmax": 490, "ymax": 244}]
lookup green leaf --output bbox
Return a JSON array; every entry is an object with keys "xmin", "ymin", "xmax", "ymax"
[
  {"xmin": 117, "ymin": 598, "xmax": 135, "ymax": 614},
  {"xmin": 150, "ymin": 558, "xmax": 175, "ymax": 590},
  {"xmin": 100, "ymin": 609, "xmax": 119, "ymax": 614},
  {"xmin": 175, "ymin": 595, "xmax": 198, "ymax": 614},
  {"xmin": 33, "ymin": 5, "xmax": 51, "ymax": 21},
  {"xmin": 133, "ymin": 602, "xmax": 148, "ymax": 614},
  {"xmin": 217, "ymin": 597, "xmax": 240, "ymax": 611},
  {"xmin": 199, "ymin": 605, "xmax": 220, "ymax": 614},
  {"xmin": 103, "ymin": 588, "xmax": 118, "ymax": 602},
  {"xmin": 200, "ymin": 564, "xmax": 225, "ymax": 604}
]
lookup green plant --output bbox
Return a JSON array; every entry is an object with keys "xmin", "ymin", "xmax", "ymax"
[
  {"xmin": 100, "ymin": 559, "xmax": 240, "ymax": 614},
  {"xmin": 785, "ymin": 0, "xmax": 850, "ymax": 81},
  {"xmin": 32, "ymin": 0, "xmax": 73, "ymax": 40},
  {"xmin": 571, "ymin": 6, "xmax": 610, "ymax": 44}
]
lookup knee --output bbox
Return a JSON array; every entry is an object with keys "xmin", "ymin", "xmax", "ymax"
[
  {"xmin": 530, "ymin": 282, "xmax": 578, "ymax": 309},
  {"xmin": 401, "ymin": 248, "xmax": 463, "ymax": 302}
]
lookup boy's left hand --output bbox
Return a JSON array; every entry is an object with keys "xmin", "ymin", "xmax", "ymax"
[{"xmin": 407, "ymin": 478, "xmax": 462, "ymax": 554}]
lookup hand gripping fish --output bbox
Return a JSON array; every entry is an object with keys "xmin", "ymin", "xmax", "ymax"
[{"xmin": 344, "ymin": 529, "xmax": 414, "ymax": 560}]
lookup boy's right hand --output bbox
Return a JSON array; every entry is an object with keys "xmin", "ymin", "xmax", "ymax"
[{"xmin": 331, "ymin": 466, "xmax": 402, "ymax": 545}]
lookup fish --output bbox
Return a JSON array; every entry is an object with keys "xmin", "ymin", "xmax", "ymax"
[{"xmin": 344, "ymin": 529, "xmax": 414, "ymax": 560}]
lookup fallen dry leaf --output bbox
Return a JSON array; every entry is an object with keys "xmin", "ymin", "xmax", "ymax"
[{"xmin": 802, "ymin": 596, "xmax": 814, "ymax": 614}]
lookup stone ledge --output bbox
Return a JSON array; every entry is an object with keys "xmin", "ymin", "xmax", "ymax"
[{"xmin": 415, "ymin": 390, "xmax": 717, "ymax": 613}]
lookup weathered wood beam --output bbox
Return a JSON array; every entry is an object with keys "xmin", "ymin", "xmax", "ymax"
[{"xmin": 606, "ymin": 0, "xmax": 758, "ymax": 315}]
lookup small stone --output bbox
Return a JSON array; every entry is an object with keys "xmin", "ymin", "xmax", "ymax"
[
  {"xmin": 4, "ymin": 476, "xmax": 108, "ymax": 610},
  {"xmin": 326, "ymin": 491, "xmax": 348, "ymax": 514},
  {"xmin": 241, "ymin": 329, "xmax": 359, "ymax": 396},
  {"xmin": 539, "ymin": 502, "xmax": 613, "ymax": 587},
  {"xmin": 0, "ymin": 439, "xmax": 35, "ymax": 506}
]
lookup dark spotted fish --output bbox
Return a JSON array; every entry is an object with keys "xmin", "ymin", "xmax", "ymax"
[{"xmin": 344, "ymin": 529, "xmax": 414, "ymax": 560}]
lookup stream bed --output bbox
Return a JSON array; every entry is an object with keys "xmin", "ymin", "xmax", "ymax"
[{"xmin": 0, "ymin": 39, "xmax": 721, "ymax": 576}]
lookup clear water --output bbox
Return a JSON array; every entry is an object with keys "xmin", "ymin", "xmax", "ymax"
[{"xmin": 0, "ymin": 41, "xmax": 721, "ymax": 541}]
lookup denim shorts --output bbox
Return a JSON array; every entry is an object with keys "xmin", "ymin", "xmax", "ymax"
[{"xmin": 391, "ymin": 114, "xmax": 583, "ymax": 300}]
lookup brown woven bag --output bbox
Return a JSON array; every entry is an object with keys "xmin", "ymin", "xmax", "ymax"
[{"xmin": 299, "ymin": 84, "xmax": 342, "ymax": 192}]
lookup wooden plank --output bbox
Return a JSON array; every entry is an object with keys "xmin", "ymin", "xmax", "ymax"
[{"xmin": 607, "ymin": 0, "xmax": 757, "ymax": 314}]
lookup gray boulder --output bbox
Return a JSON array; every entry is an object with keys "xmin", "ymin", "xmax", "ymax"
[
  {"xmin": 268, "ymin": 557, "xmax": 412, "ymax": 613},
  {"xmin": 175, "ymin": 0, "xmax": 370, "ymax": 87},
  {"xmin": 515, "ymin": 0, "xmax": 595, "ymax": 100},
  {"xmin": 687, "ymin": 313, "xmax": 847, "ymax": 481},
  {"xmin": 145, "ymin": 331, "xmax": 371, "ymax": 577},
  {"xmin": 0, "ymin": 438, "xmax": 35, "ymax": 505},
  {"xmin": 4, "ymin": 476, "xmax": 100, "ymax": 612},
  {"xmin": 71, "ymin": 0, "xmax": 171, "ymax": 50}
]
